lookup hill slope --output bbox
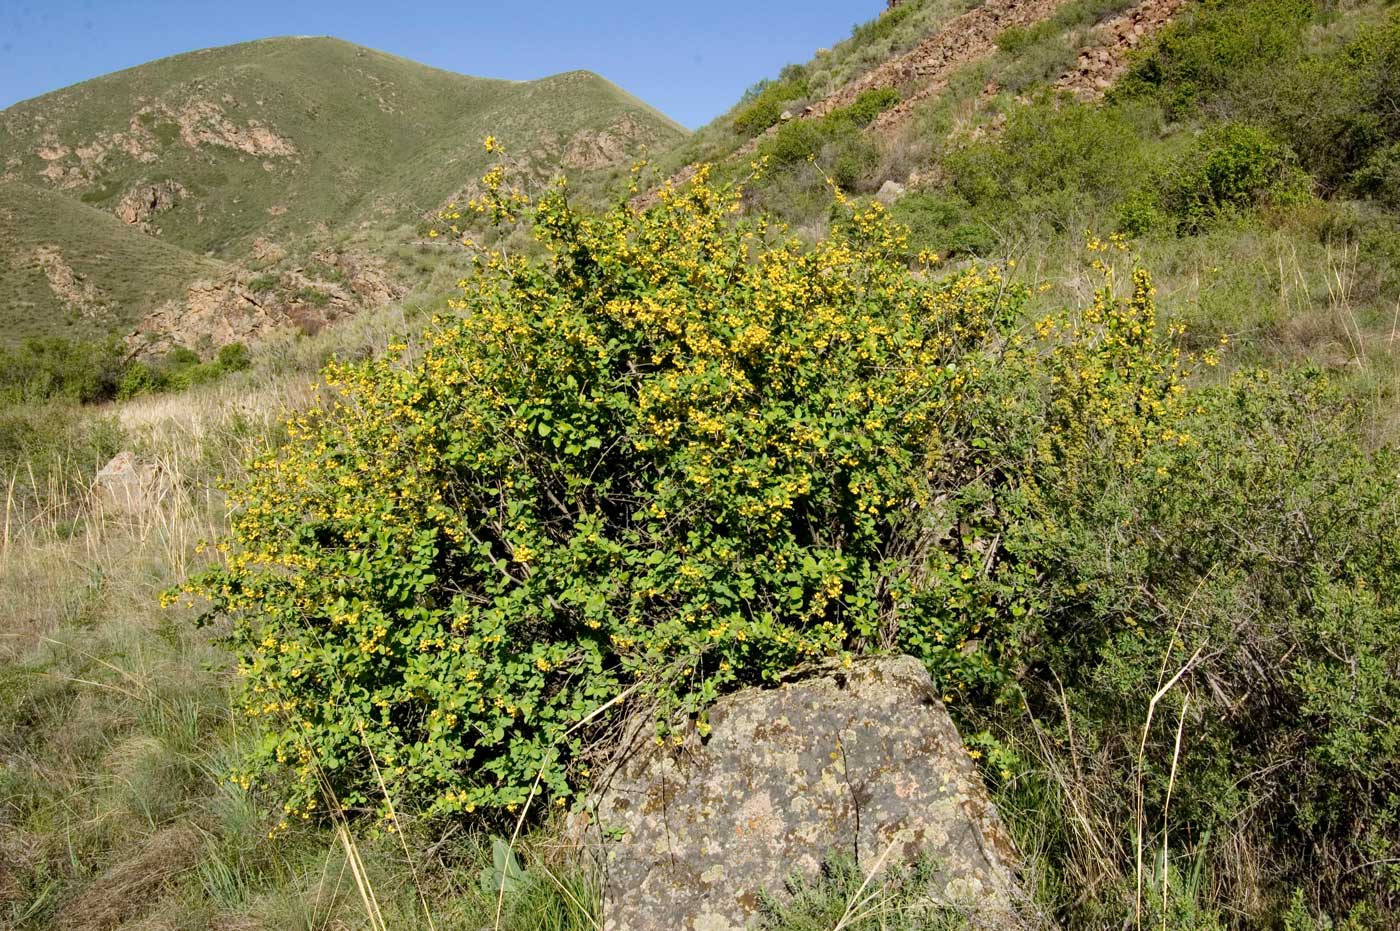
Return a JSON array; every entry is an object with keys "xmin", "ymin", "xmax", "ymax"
[
  {"xmin": 0, "ymin": 181, "xmax": 232, "ymax": 347},
  {"xmin": 0, "ymin": 37, "xmax": 686, "ymax": 350}
]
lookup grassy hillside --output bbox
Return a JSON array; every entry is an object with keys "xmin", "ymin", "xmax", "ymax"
[
  {"xmin": 0, "ymin": 181, "xmax": 231, "ymax": 346},
  {"xmin": 0, "ymin": 37, "xmax": 686, "ymax": 348}
]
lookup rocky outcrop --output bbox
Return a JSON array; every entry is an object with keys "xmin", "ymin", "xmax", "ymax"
[
  {"xmin": 114, "ymin": 179, "xmax": 187, "ymax": 229},
  {"xmin": 876, "ymin": 179, "xmax": 907, "ymax": 205},
  {"xmin": 562, "ymin": 115, "xmax": 663, "ymax": 171},
  {"xmin": 125, "ymin": 275, "xmax": 295, "ymax": 357},
  {"xmin": 583, "ymin": 656, "xmax": 1031, "ymax": 931},
  {"xmin": 92, "ymin": 452, "xmax": 173, "ymax": 516},
  {"xmin": 26, "ymin": 97, "xmax": 296, "ymax": 190},
  {"xmin": 310, "ymin": 249, "xmax": 402, "ymax": 306},
  {"xmin": 1053, "ymin": 0, "xmax": 1188, "ymax": 100},
  {"xmin": 31, "ymin": 245, "xmax": 107, "ymax": 320}
]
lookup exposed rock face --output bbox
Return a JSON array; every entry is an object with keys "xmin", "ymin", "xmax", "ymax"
[
  {"xmin": 125, "ymin": 275, "xmax": 295, "ymax": 358},
  {"xmin": 1054, "ymin": 0, "xmax": 1189, "ymax": 100},
  {"xmin": 92, "ymin": 452, "xmax": 173, "ymax": 516},
  {"xmin": 114, "ymin": 179, "xmax": 187, "ymax": 228},
  {"xmin": 31, "ymin": 245, "xmax": 107, "ymax": 319},
  {"xmin": 555, "ymin": 114, "xmax": 667, "ymax": 172},
  {"xmin": 311, "ymin": 248, "xmax": 402, "ymax": 306},
  {"xmin": 585, "ymin": 656, "xmax": 1028, "ymax": 931},
  {"xmin": 26, "ymin": 98, "xmax": 297, "ymax": 190}
]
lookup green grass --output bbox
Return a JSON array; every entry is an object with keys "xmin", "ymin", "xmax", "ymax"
[
  {"xmin": 0, "ymin": 181, "xmax": 231, "ymax": 346},
  {"xmin": 0, "ymin": 36, "xmax": 686, "ymax": 349}
]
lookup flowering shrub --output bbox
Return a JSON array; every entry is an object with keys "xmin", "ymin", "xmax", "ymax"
[{"xmin": 189, "ymin": 152, "xmax": 1218, "ymax": 832}]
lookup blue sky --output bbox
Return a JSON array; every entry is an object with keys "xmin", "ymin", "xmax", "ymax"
[{"xmin": 0, "ymin": 1, "xmax": 888, "ymax": 128}]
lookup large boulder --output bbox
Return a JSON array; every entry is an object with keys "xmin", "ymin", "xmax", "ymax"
[
  {"xmin": 583, "ymin": 655, "xmax": 1030, "ymax": 931},
  {"xmin": 92, "ymin": 452, "xmax": 172, "ymax": 516}
]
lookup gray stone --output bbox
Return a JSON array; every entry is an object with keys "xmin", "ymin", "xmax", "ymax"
[
  {"xmin": 582, "ymin": 656, "xmax": 1029, "ymax": 931},
  {"xmin": 875, "ymin": 179, "xmax": 907, "ymax": 206},
  {"xmin": 92, "ymin": 452, "xmax": 171, "ymax": 515}
]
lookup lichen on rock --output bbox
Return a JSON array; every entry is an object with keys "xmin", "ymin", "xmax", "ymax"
[{"xmin": 581, "ymin": 656, "xmax": 1035, "ymax": 931}]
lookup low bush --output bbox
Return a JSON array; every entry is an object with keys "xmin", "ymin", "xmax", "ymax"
[
  {"xmin": 757, "ymin": 113, "xmax": 880, "ymax": 191},
  {"xmin": 944, "ymin": 94, "xmax": 1146, "ymax": 231},
  {"xmin": 994, "ymin": 362, "xmax": 1400, "ymax": 920},
  {"xmin": 888, "ymin": 191, "xmax": 997, "ymax": 258},
  {"xmin": 0, "ymin": 337, "xmax": 127, "ymax": 406},
  {"xmin": 843, "ymin": 87, "xmax": 900, "ymax": 127},
  {"xmin": 117, "ymin": 343, "xmax": 254, "ymax": 400},
  {"xmin": 1124, "ymin": 123, "xmax": 1314, "ymax": 235},
  {"xmin": 1117, "ymin": 0, "xmax": 1315, "ymax": 119},
  {"xmin": 732, "ymin": 68, "xmax": 810, "ymax": 137}
]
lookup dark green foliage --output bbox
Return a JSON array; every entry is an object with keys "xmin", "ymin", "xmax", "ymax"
[
  {"xmin": 758, "ymin": 110, "xmax": 881, "ymax": 191},
  {"xmin": 294, "ymin": 286, "xmax": 331, "ymax": 307},
  {"xmin": 0, "ymin": 338, "xmax": 127, "ymax": 406},
  {"xmin": 943, "ymin": 94, "xmax": 1146, "ymax": 231},
  {"xmin": 1125, "ymin": 123, "xmax": 1314, "ymax": 235},
  {"xmin": 844, "ymin": 87, "xmax": 900, "ymax": 127},
  {"xmin": 1354, "ymin": 142, "xmax": 1400, "ymax": 208},
  {"xmin": 753, "ymin": 89, "xmax": 901, "ymax": 192},
  {"xmin": 1118, "ymin": 0, "xmax": 1316, "ymax": 119},
  {"xmin": 1269, "ymin": 12, "xmax": 1400, "ymax": 194},
  {"xmin": 114, "ymin": 343, "xmax": 253, "ymax": 400},
  {"xmin": 888, "ymin": 191, "xmax": 997, "ymax": 258},
  {"xmin": 995, "ymin": 367, "xmax": 1400, "ymax": 919}
]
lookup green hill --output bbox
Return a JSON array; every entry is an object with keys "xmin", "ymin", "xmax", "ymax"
[
  {"xmin": 0, "ymin": 37, "xmax": 686, "ymax": 348},
  {"xmin": 0, "ymin": 181, "xmax": 232, "ymax": 347}
]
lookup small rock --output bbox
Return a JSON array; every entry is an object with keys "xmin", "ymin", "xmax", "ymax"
[
  {"xmin": 93, "ymin": 452, "xmax": 171, "ymax": 516},
  {"xmin": 779, "ymin": 110, "xmax": 794, "ymax": 122},
  {"xmin": 875, "ymin": 179, "xmax": 907, "ymax": 206},
  {"xmin": 583, "ymin": 656, "xmax": 1031, "ymax": 931}
]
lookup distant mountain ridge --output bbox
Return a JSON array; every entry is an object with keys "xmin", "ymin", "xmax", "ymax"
[{"xmin": 0, "ymin": 36, "xmax": 686, "ymax": 353}]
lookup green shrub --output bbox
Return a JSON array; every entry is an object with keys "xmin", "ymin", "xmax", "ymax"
[
  {"xmin": 0, "ymin": 338, "xmax": 127, "ymax": 406},
  {"xmin": 1118, "ymin": 0, "xmax": 1315, "ymax": 119},
  {"xmin": 998, "ymin": 364, "xmax": 1400, "ymax": 917},
  {"xmin": 294, "ymin": 286, "xmax": 331, "ymax": 307},
  {"xmin": 117, "ymin": 361, "xmax": 160, "ymax": 401},
  {"xmin": 889, "ymin": 191, "xmax": 997, "ymax": 258},
  {"xmin": 189, "ymin": 164, "xmax": 1050, "ymax": 823},
  {"xmin": 758, "ymin": 114, "xmax": 879, "ymax": 191},
  {"xmin": 1354, "ymin": 143, "xmax": 1400, "ymax": 208},
  {"xmin": 842, "ymin": 87, "xmax": 900, "ymax": 127},
  {"xmin": 1276, "ymin": 14, "xmax": 1400, "ymax": 195},
  {"xmin": 732, "ymin": 69, "xmax": 810, "ymax": 137},
  {"xmin": 216, "ymin": 342, "xmax": 252, "ymax": 373},
  {"xmin": 945, "ymin": 95, "xmax": 1146, "ymax": 229},
  {"xmin": 1150, "ymin": 123, "xmax": 1314, "ymax": 234}
]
